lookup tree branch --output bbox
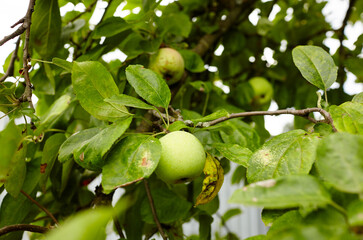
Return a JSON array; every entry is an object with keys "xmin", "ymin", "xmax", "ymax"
[
  {"xmin": 143, "ymin": 179, "xmax": 167, "ymax": 240},
  {"xmin": 204, "ymin": 108, "xmax": 337, "ymax": 131},
  {"xmin": 0, "ymin": 0, "xmax": 35, "ymax": 46},
  {"xmin": 192, "ymin": 0, "xmax": 254, "ymax": 57},
  {"xmin": 20, "ymin": 0, "xmax": 36, "ymax": 110},
  {"xmin": 21, "ymin": 190, "xmax": 59, "ymax": 225},
  {"xmin": 0, "ymin": 224, "xmax": 49, "ymax": 236},
  {"xmin": 152, "ymin": 107, "xmax": 337, "ymax": 132},
  {"xmin": 337, "ymin": 0, "xmax": 357, "ymax": 85},
  {"xmin": 0, "ymin": 37, "xmax": 21, "ymax": 82}
]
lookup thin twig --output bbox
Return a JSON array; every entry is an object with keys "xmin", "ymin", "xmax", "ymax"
[
  {"xmin": 20, "ymin": 190, "xmax": 59, "ymax": 225},
  {"xmin": 0, "ymin": 224, "xmax": 49, "ymax": 236},
  {"xmin": 0, "ymin": 37, "xmax": 21, "ymax": 82},
  {"xmin": 143, "ymin": 179, "xmax": 167, "ymax": 240},
  {"xmin": 113, "ymin": 216, "xmax": 125, "ymax": 239},
  {"xmin": 66, "ymin": 0, "xmax": 98, "ymax": 24}
]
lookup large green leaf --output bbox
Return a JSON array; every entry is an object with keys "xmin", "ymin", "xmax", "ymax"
[
  {"xmin": 247, "ymin": 130, "xmax": 319, "ymax": 183},
  {"xmin": 30, "ymin": 0, "xmax": 62, "ymax": 58},
  {"xmin": 125, "ymin": 65, "xmax": 171, "ymax": 109},
  {"xmin": 229, "ymin": 175, "xmax": 331, "ymax": 209},
  {"xmin": 315, "ymin": 133, "xmax": 363, "ymax": 193},
  {"xmin": 292, "ymin": 45, "xmax": 337, "ymax": 90},
  {"xmin": 45, "ymin": 208, "xmax": 113, "ymax": 240},
  {"xmin": 329, "ymin": 102, "xmax": 363, "ymax": 134},
  {"xmin": 59, "ymin": 117, "xmax": 132, "ymax": 171},
  {"xmin": 0, "ymin": 121, "xmax": 23, "ymax": 182},
  {"xmin": 39, "ymin": 133, "xmax": 66, "ymax": 192},
  {"xmin": 213, "ymin": 143, "xmax": 252, "ymax": 168},
  {"xmin": 72, "ymin": 61, "xmax": 129, "ymax": 121},
  {"xmin": 102, "ymin": 135, "xmax": 161, "ymax": 193},
  {"xmin": 140, "ymin": 187, "xmax": 192, "ymax": 224}
]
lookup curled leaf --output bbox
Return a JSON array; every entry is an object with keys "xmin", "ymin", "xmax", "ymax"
[{"xmin": 195, "ymin": 153, "xmax": 224, "ymax": 207}]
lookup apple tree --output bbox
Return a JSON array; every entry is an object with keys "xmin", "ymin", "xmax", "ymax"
[{"xmin": 0, "ymin": 0, "xmax": 362, "ymax": 239}]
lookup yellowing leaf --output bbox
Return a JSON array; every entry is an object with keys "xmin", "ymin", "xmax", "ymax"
[{"xmin": 195, "ymin": 153, "xmax": 224, "ymax": 207}]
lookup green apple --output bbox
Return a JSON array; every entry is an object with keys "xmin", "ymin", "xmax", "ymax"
[
  {"xmin": 155, "ymin": 131, "xmax": 206, "ymax": 184},
  {"xmin": 149, "ymin": 48, "xmax": 185, "ymax": 85},
  {"xmin": 248, "ymin": 77, "xmax": 273, "ymax": 107}
]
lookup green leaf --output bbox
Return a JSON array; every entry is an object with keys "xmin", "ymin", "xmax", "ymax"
[
  {"xmin": 352, "ymin": 92, "xmax": 363, "ymax": 103},
  {"xmin": 101, "ymin": 134, "xmax": 161, "ymax": 193},
  {"xmin": 30, "ymin": 0, "xmax": 62, "ymax": 58},
  {"xmin": 292, "ymin": 45, "xmax": 338, "ymax": 90},
  {"xmin": 315, "ymin": 132, "xmax": 363, "ymax": 193},
  {"xmin": 125, "ymin": 65, "xmax": 171, "ymax": 109},
  {"xmin": 4, "ymin": 145, "xmax": 26, "ymax": 198},
  {"xmin": 45, "ymin": 207, "xmax": 112, "ymax": 240},
  {"xmin": 93, "ymin": 17, "xmax": 131, "ymax": 38},
  {"xmin": 0, "ymin": 121, "xmax": 22, "ymax": 183},
  {"xmin": 219, "ymin": 120, "xmax": 260, "ymax": 151},
  {"xmin": 52, "ymin": 58, "xmax": 73, "ymax": 72},
  {"xmin": 158, "ymin": 12, "xmax": 192, "ymax": 38},
  {"xmin": 221, "ymin": 208, "xmax": 242, "ymax": 225},
  {"xmin": 347, "ymin": 200, "xmax": 363, "ymax": 226},
  {"xmin": 189, "ymin": 81, "xmax": 213, "ymax": 93},
  {"xmin": 72, "ymin": 61, "xmax": 129, "ymax": 121},
  {"xmin": 140, "ymin": 187, "xmax": 192, "ymax": 224},
  {"xmin": 229, "ymin": 175, "xmax": 332, "ymax": 209},
  {"xmin": 59, "ymin": 117, "xmax": 132, "ymax": 171},
  {"xmin": 39, "ymin": 133, "xmax": 66, "ymax": 192},
  {"xmin": 267, "ymin": 208, "xmax": 355, "ymax": 240},
  {"xmin": 31, "ymin": 64, "xmax": 55, "ymax": 95},
  {"xmin": 0, "ymin": 158, "xmax": 42, "ymax": 240},
  {"xmin": 104, "ymin": 94, "xmax": 154, "ymax": 110},
  {"xmin": 329, "ymin": 102, "xmax": 363, "ymax": 134},
  {"xmin": 38, "ymin": 94, "xmax": 72, "ymax": 131},
  {"xmin": 214, "ymin": 143, "xmax": 252, "ymax": 168},
  {"xmin": 247, "ymin": 130, "xmax": 319, "ymax": 183},
  {"xmin": 190, "ymin": 109, "xmax": 230, "ymax": 125},
  {"xmin": 168, "ymin": 121, "xmax": 189, "ymax": 132},
  {"xmin": 179, "ymin": 50, "xmax": 206, "ymax": 73},
  {"xmin": 59, "ymin": 128, "xmax": 100, "ymax": 163}
]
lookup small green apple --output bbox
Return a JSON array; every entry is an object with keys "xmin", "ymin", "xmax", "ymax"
[
  {"xmin": 248, "ymin": 77, "xmax": 273, "ymax": 107},
  {"xmin": 149, "ymin": 48, "xmax": 185, "ymax": 85},
  {"xmin": 155, "ymin": 131, "xmax": 206, "ymax": 184}
]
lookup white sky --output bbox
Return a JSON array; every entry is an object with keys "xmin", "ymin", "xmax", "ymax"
[{"xmin": 0, "ymin": 0, "xmax": 362, "ymax": 135}]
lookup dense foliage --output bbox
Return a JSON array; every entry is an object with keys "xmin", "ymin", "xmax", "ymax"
[{"xmin": 0, "ymin": 0, "xmax": 362, "ymax": 239}]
